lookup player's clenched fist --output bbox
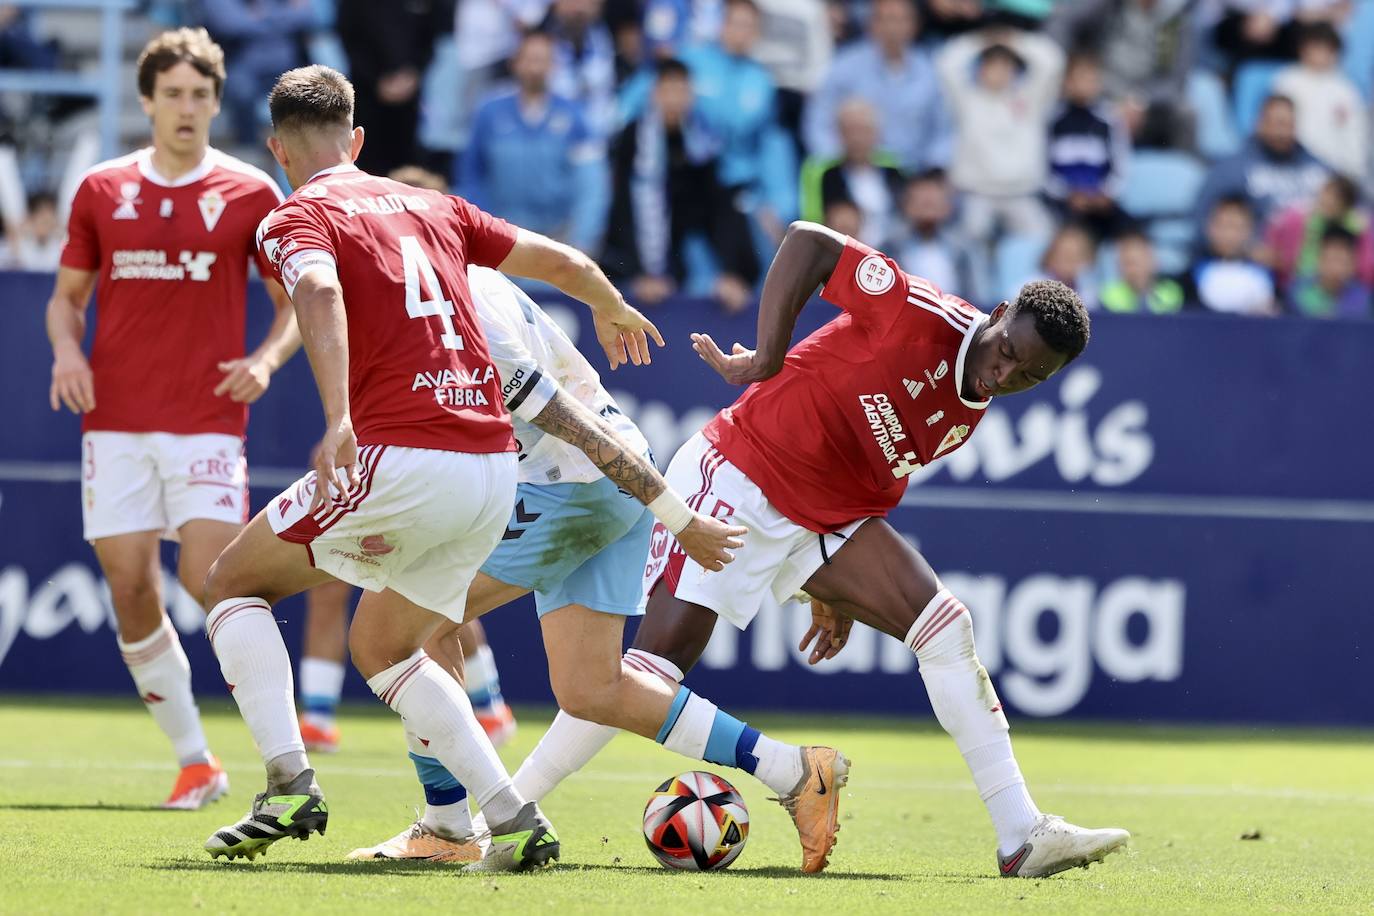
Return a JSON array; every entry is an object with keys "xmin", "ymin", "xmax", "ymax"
[
  {"xmin": 49, "ymin": 341, "xmax": 96, "ymax": 413},
  {"xmin": 214, "ymin": 357, "xmax": 273, "ymax": 403},
  {"xmin": 675, "ymin": 513, "xmax": 748, "ymax": 573}
]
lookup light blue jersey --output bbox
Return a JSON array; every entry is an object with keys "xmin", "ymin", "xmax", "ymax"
[{"xmin": 470, "ymin": 267, "xmax": 654, "ymax": 616}]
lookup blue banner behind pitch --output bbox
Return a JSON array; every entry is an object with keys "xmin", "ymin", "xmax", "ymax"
[{"xmin": 3, "ymin": 271, "xmax": 1371, "ymax": 724}]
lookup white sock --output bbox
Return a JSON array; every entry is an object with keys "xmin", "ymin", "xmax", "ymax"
[
  {"xmin": 463, "ymin": 644, "xmax": 503, "ymax": 712},
  {"xmin": 908, "ymin": 589, "xmax": 1040, "ymax": 856},
  {"xmin": 368, "ymin": 649, "xmax": 524, "ymax": 827},
  {"xmin": 299, "ymin": 656, "xmax": 345, "ymax": 725},
  {"xmin": 206, "ymin": 598, "xmax": 308, "ymax": 773},
  {"xmin": 512, "ymin": 649, "xmax": 683, "ymax": 801},
  {"xmin": 749, "ymin": 733, "xmax": 806, "ymax": 796},
  {"xmin": 118, "ymin": 615, "xmax": 211, "ymax": 767},
  {"xmin": 405, "ymin": 728, "xmax": 474, "ymax": 839}
]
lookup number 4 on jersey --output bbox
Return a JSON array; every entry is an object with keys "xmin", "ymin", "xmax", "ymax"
[{"xmin": 400, "ymin": 235, "xmax": 463, "ymax": 351}]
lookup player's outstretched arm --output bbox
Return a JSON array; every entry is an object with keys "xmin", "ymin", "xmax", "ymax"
[
  {"xmin": 496, "ymin": 228, "xmax": 665, "ymax": 370},
  {"xmin": 690, "ymin": 220, "xmax": 845, "ymax": 386},
  {"xmin": 45, "ymin": 267, "xmax": 98, "ymax": 413},
  {"xmin": 529, "ymin": 388, "xmax": 747, "ymax": 571},
  {"xmin": 214, "ymin": 279, "xmax": 302, "ymax": 404},
  {"xmin": 290, "ymin": 267, "xmax": 359, "ymax": 510}
]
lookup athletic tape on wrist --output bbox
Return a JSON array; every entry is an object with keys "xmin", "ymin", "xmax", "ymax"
[{"xmin": 647, "ymin": 489, "xmax": 694, "ymax": 534}]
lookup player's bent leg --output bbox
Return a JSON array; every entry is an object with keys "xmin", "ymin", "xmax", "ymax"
[
  {"xmin": 628, "ymin": 582, "xmax": 723, "ymax": 676},
  {"xmin": 299, "ymin": 579, "xmax": 353, "ymax": 753},
  {"xmin": 351, "ymin": 588, "xmax": 557, "ymax": 872},
  {"xmin": 203, "ymin": 512, "xmax": 335, "ymax": 860},
  {"xmin": 802, "ymin": 519, "xmax": 1129, "ymax": 875},
  {"xmin": 95, "ymin": 530, "xmax": 225, "ymax": 807},
  {"xmin": 175, "ymin": 519, "xmax": 240, "ymax": 607},
  {"xmin": 542, "ymin": 603, "xmax": 846, "ymax": 873}
]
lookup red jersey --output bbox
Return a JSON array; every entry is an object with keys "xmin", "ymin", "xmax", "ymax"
[
  {"xmin": 254, "ymin": 165, "xmax": 517, "ymax": 454},
  {"xmin": 60, "ymin": 147, "xmax": 284, "ymax": 436},
  {"xmin": 704, "ymin": 237, "xmax": 990, "ymax": 532}
]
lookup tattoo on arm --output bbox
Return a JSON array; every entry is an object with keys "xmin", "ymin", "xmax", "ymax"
[{"xmin": 530, "ymin": 390, "xmax": 666, "ymax": 505}]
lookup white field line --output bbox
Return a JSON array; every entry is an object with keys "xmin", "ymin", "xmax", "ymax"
[{"xmin": 1, "ymin": 757, "xmax": 1370, "ymax": 806}]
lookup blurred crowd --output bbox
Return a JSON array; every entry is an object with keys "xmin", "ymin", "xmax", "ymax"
[{"xmin": 3, "ymin": 0, "xmax": 1374, "ymax": 319}]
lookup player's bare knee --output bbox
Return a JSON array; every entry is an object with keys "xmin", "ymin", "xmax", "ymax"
[
  {"xmin": 550, "ymin": 671, "xmax": 616, "ymax": 724},
  {"xmin": 106, "ymin": 572, "xmax": 160, "ymax": 616}
]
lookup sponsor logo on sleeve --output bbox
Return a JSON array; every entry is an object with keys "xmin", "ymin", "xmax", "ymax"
[{"xmin": 855, "ymin": 254, "xmax": 896, "ymax": 295}]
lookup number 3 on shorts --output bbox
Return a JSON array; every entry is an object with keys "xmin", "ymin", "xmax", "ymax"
[{"xmin": 400, "ymin": 235, "xmax": 463, "ymax": 351}]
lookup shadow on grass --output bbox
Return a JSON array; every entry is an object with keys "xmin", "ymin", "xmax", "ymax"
[
  {"xmin": 563, "ymin": 863, "xmax": 911, "ymax": 881},
  {"xmin": 0, "ymin": 803, "xmax": 162, "ymax": 812},
  {"xmin": 147, "ymin": 859, "xmax": 915, "ymax": 881}
]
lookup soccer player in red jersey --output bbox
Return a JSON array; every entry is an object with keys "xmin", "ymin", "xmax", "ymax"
[
  {"xmin": 44, "ymin": 29, "xmax": 298, "ymax": 810},
  {"xmin": 197, "ymin": 66, "xmax": 746, "ymax": 870},
  {"xmin": 515, "ymin": 222, "xmax": 1132, "ymax": 877}
]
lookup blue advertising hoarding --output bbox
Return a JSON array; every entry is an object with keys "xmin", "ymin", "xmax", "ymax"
[{"xmin": 2, "ymin": 270, "xmax": 1371, "ymax": 724}]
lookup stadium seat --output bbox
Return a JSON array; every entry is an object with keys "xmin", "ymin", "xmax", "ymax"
[
  {"xmin": 1231, "ymin": 60, "xmax": 1285, "ymax": 136},
  {"xmin": 1147, "ymin": 218, "xmax": 1196, "ymax": 275},
  {"xmin": 1119, "ymin": 150, "xmax": 1207, "ymax": 220},
  {"xmin": 1187, "ymin": 69, "xmax": 1241, "ymax": 160},
  {"xmin": 994, "ymin": 235, "xmax": 1047, "ymax": 302}
]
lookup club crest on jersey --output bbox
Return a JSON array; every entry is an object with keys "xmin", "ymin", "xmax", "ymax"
[
  {"xmin": 934, "ymin": 424, "xmax": 971, "ymax": 457},
  {"xmin": 855, "ymin": 254, "xmax": 895, "ymax": 295},
  {"xmin": 113, "ymin": 182, "xmax": 141, "ymax": 220},
  {"xmin": 198, "ymin": 189, "xmax": 226, "ymax": 231}
]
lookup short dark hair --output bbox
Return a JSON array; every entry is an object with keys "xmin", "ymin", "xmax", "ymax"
[
  {"xmin": 907, "ymin": 167, "xmax": 947, "ymax": 188},
  {"xmin": 724, "ymin": 0, "xmax": 761, "ymax": 15},
  {"xmin": 136, "ymin": 27, "xmax": 225, "ymax": 99},
  {"xmin": 269, "ymin": 65, "xmax": 354, "ymax": 133},
  {"xmin": 979, "ymin": 43, "xmax": 1022, "ymax": 70},
  {"xmin": 1298, "ymin": 20, "xmax": 1342, "ymax": 53},
  {"xmin": 1011, "ymin": 280, "xmax": 1091, "ymax": 364},
  {"xmin": 1261, "ymin": 93, "xmax": 1295, "ymax": 115},
  {"xmin": 656, "ymin": 57, "xmax": 690, "ymax": 81},
  {"xmin": 1325, "ymin": 174, "xmax": 1361, "ymax": 210},
  {"xmin": 1213, "ymin": 193, "xmax": 1254, "ymax": 219},
  {"xmin": 1066, "ymin": 49, "xmax": 1101, "ymax": 71},
  {"xmin": 1320, "ymin": 224, "xmax": 1357, "ymax": 249}
]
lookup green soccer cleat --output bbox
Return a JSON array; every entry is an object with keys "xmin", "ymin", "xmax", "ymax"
[
  {"xmin": 204, "ymin": 768, "xmax": 329, "ymax": 862},
  {"xmin": 463, "ymin": 801, "xmax": 560, "ymax": 873}
]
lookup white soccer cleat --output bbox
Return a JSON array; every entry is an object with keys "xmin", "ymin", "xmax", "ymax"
[{"xmin": 997, "ymin": 814, "xmax": 1129, "ymax": 878}]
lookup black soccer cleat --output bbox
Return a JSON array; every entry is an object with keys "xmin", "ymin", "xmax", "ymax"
[{"xmin": 204, "ymin": 768, "xmax": 329, "ymax": 862}]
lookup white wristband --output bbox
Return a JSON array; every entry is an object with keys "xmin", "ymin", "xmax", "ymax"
[{"xmin": 647, "ymin": 488, "xmax": 694, "ymax": 535}]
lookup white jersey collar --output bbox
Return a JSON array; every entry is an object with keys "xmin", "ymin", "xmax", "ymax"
[
  {"xmin": 954, "ymin": 315, "xmax": 990, "ymax": 411},
  {"xmin": 136, "ymin": 147, "xmax": 218, "ymax": 188}
]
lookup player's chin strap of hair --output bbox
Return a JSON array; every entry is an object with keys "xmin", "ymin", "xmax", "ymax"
[
  {"xmin": 818, "ymin": 530, "xmax": 849, "ymax": 565},
  {"xmin": 648, "ymin": 488, "xmax": 694, "ymax": 534}
]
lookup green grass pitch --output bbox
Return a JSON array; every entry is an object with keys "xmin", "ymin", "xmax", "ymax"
[{"xmin": 1, "ymin": 696, "xmax": 1370, "ymax": 914}]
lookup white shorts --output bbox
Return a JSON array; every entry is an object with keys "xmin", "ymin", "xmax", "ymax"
[
  {"xmin": 81, "ymin": 431, "xmax": 248, "ymax": 542},
  {"xmin": 642, "ymin": 432, "xmax": 864, "ymax": 629},
  {"xmin": 267, "ymin": 444, "xmax": 516, "ymax": 621}
]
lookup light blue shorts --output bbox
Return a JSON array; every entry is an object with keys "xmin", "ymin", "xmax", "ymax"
[{"xmin": 479, "ymin": 476, "xmax": 654, "ymax": 617}]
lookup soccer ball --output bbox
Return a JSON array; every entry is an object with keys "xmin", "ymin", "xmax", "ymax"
[{"xmin": 642, "ymin": 771, "xmax": 750, "ymax": 871}]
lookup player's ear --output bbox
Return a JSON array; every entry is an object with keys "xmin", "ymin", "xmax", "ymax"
[
  {"xmin": 139, "ymin": 93, "xmax": 155, "ymax": 119},
  {"xmin": 989, "ymin": 300, "xmax": 1010, "ymax": 323},
  {"xmin": 266, "ymin": 135, "xmax": 288, "ymax": 171},
  {"xmin": 349, "ymin": 126, "xmax": 365, "ymax": 162}
]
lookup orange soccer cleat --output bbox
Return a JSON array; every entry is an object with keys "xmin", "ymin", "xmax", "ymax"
[
  {"xmin": 475, "ymin": 702, "xmax": 517, "ymax": 748},
  {"xmin": 163, "ymin": 754, "xmax": 230, "ymax": 810},
  {"xmin": 771, "ymin": 746, "xmax": 850, "ymax": 873},
  {"xmin": 347, "ymin": 820, "xmax": 486, "ymax": 863},
  {"xmin": 300, "ymin": 718, "xmax": 341, "ymax": 754}
]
